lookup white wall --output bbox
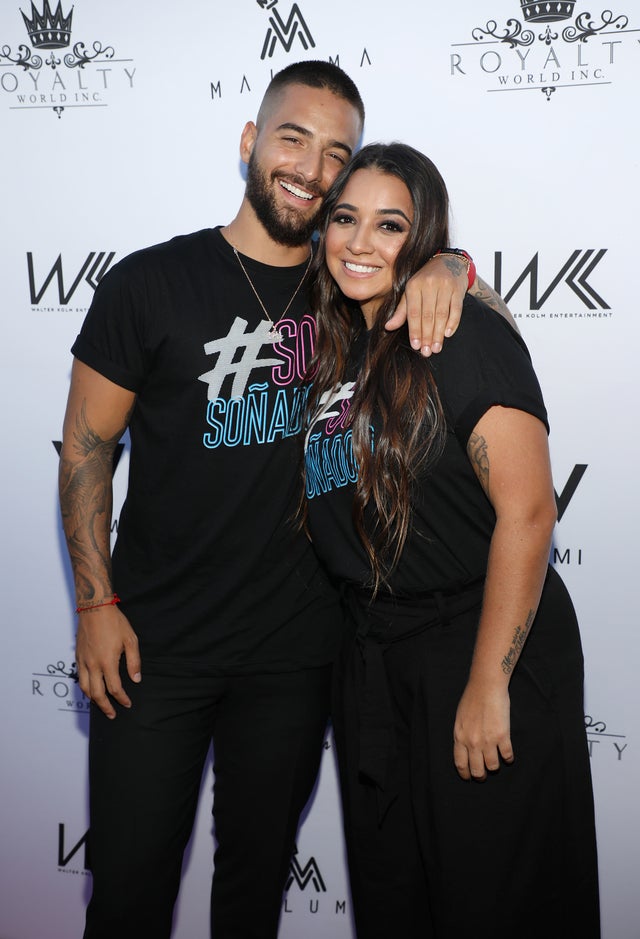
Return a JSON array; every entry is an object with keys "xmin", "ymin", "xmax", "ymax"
[{"xmin": 1, "ymin": 1, "xmax": 638, "ymax": 936}]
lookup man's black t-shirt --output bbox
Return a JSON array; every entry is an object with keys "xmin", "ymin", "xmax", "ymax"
[
  {"xmin": 305, "ymin": 295, "xmax": 549, "ymax": 594},
  {"xmin": 72, "ymin": 227, "xmax": 340, "ymax": 673}
]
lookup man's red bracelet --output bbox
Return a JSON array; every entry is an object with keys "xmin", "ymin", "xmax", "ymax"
[{"xmin": 75, "ymin": 594, "xmax": 121, "ymax": 614}]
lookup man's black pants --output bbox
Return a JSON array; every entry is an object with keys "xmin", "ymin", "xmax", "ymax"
[{"xmin": 83, "ymin": 662, "xmax": 332, "ymax": 939}]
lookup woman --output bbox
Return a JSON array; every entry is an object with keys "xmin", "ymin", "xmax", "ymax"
[{"xmin": 302, "ymin": 143, "xmax": 599, "ymax": 939}]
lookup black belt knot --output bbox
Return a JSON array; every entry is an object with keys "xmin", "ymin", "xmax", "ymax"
[{"xmin": 341, "ymin": 577, "xmax": 485, "ymax": 820}]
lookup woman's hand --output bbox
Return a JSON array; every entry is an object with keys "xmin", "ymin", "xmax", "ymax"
[
  {"xmin": 453, "ymin": 678, "xmax": 514, "ymax": 781},
  {"xmin": 453, "ymin": 406, "xmax": 557, "ymax": 781}
]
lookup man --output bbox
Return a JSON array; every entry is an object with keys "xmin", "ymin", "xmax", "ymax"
[{"xmin": 59, "ymin": 60, "xmax": 507, "ymax": 938}]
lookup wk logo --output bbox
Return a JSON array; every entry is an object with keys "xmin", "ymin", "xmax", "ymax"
[
  {"xmin": 28, "ymin": 252, "xmax": 116, "ymax": 305},
  {"xmin": 257, "ymin": 0, "xmax": 315, "ymax": 60},
  {"xmin": 494, "ymin": 250, "xmax": 609, "ymax": 310},
  {"xmin": 285, "ymin": 846, "xmax": 326, "ymax": 892},
  {"xmin": 58, "ymin": 823, "xmax": 90, "ymax": 870},
  {"xmin": 554, "ymin": 464, "xmax": 587, "ymax": 521},
  {"xmin": 53, "ymin": 440, "xmax": 125, "ymax": 476}
]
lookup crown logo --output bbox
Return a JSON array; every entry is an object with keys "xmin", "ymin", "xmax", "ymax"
[
  {"xmin": 520, "ymin": 1, "xmax": 576, "ymax": 22},
  {"xmin": 21, "ymin": 0, "xmax": 73, "ymax": 50}
]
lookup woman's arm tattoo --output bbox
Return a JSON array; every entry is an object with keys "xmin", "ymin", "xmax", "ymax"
[
  {"xmin": 467, "ymin": 431, "xmax": 490, "ymax": 497},
  {"xmin": 501, "ymin": 610, "xmax": 535, "ymax": 675}
]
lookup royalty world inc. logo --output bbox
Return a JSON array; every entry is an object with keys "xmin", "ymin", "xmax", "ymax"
[
  {"xmin": 450, "ymin": 0, "xmax": 637, "ymax": 99},
  {"xmin": 585, "ymin": 714, "xmax": 628, "ymax": 763},
  {"xmin": 0, "ymin": 0, "xmax": 136, "ymax": 116},
  {"xmin": 32, "ymin": 656, "xmax": 89, "ymax": 714}
]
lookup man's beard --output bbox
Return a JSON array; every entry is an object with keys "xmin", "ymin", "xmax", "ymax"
[{"xmin": 245, "ymin": 152, "xmax": 323, "ymax": 247}]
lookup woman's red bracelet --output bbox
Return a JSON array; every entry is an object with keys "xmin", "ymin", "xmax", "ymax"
[{"xmin": 76, "ymin": 594, "xmax": 121, "ymax": 614}]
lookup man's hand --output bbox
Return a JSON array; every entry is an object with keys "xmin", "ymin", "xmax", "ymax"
[
  {"xmin": 76, "ymin": 606, "xmax": 141, "ymax": 719},
  {"xmin": 385, "ymin": 253, "xmax": 468, "ymax": 356}
]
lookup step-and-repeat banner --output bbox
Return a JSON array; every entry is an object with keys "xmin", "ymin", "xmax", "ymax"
[{"xmin": 1, "ymin": 1, "xmax": 638, "ymax": 937}]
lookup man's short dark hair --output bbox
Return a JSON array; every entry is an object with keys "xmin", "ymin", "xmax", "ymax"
[{"xmin": 258, "ymin": 60, "xmax": 365, "ymax": 128}]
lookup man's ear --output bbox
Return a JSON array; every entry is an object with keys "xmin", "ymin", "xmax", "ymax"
[{"xmin": 240, "ymin": 121, "xmax": 258, "ymax": 165}]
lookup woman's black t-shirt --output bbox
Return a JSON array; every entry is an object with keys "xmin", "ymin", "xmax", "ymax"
[{"xmin": 305, "ymin": 295, "xmax": 549, "ymax": 595}]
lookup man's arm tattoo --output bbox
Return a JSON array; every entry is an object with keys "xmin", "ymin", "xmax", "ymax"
[
  {"xmin": 59, "ymin": 401, "xmax": 132, "ymax": 601},
  {"xmin": 441, "ymin": 255, "xmax": 467, "ymax": 279},
  {"xmin": 501, "ymin": 610, "xmax": 535, "ymax": 675},
  {"xmin": 467, "ymin": 432, "xmax": 490, "ymax": 497},
  {"xmin": 469, "ymin": 276, "xmax": 521, "ymax": 333}
]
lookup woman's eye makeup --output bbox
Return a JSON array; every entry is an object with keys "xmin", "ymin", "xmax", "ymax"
[
  {"xmin": 331, "ymin": 213, "xmax": 355, "ymax": 225},
  {"xmin": 380, "ymin": 219, "xmax": 405, "ymax": 232}
]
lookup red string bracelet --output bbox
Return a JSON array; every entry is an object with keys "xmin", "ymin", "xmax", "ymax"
[{"xmin": 76, "ymin": 594, "xmax": 121, "ymax": 614}]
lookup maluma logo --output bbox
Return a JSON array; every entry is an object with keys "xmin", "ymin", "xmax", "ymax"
[{"xmin": 257, "ymin": 0, "xmax": 315, "ymax": 60}]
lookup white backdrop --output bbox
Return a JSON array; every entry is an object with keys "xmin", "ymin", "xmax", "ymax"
[{"xmin": 1, "ymin": 1, "xmax": 638, "ymax": 937}]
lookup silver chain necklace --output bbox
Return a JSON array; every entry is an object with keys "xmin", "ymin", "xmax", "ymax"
[{"xmin": 232, "ymin": 246, "xmax": 312, "ymax": 343}]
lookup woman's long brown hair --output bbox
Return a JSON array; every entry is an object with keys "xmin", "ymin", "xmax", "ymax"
[{"xmin": 303, "ymin": 143, "xmax": 451, "ymax": 592}]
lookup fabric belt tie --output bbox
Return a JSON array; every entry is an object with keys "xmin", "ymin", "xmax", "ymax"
[{"xmin": 342, "ymin": 578, "xmax": 485, "ymax": 820}]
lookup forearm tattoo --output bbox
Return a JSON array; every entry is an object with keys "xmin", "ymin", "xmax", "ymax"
[
  {"xmin": 501, "ymin": 610, "xmax": 535, "ymax": 675},
  {"xmin": 467, "ymin": 432, "xmax": 490, "ymax": 497},
  {"xmin": 469, "ymin": 276, "xmax": 520, "ymax": 332},
  {"xmin": 59, "ymin": 401, "xmax": 131, "ymax": 602}
]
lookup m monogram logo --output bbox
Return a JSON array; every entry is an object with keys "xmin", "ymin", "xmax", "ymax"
[{"xmin": 257, "ymin": 1, "xmax": 315, "ymax": 60}]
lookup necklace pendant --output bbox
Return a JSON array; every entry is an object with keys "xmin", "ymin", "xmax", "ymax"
[{"xmin": 231, "ymin": 243, "xmax": 312, "ymax": 343}]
